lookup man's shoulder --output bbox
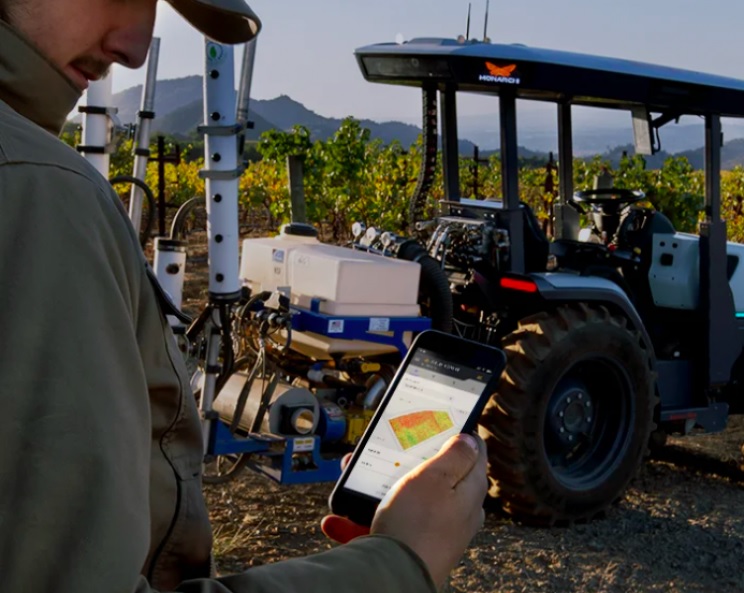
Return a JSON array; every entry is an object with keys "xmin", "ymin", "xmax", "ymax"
[
  {"xmin": 0, "ymin": 100, "xmax": 142, "ymax": 261},
  {"xmin": 0, "ymin": 100, "xmax": 109, "ymax": 192}
]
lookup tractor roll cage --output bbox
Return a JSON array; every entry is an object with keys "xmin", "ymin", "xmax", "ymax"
[{"xmin": 354, "ymin": 37, "xmax": 744, "ymax": 388}]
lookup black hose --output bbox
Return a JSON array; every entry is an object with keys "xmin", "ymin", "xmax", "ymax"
[
  {"xmin": 185, "ymin": 303, "xmax": 214, "ymax": 343},
  {"xmin": 216, "ymin": 302, "xmax": 235, "ymax": 394},
  {"xmin": 398, "ymin": 240, "xmax": 453, "ymax": 333},
  {"xmin": 170, "ymin": 195, "xmax": 205, "ymax": 241},
  {"xmin": 408, "ymin": 87, "xmax": 439, "ymax": 231},
  {"xmin": 109, "ymin": 175, "xmax": 156, "ymax": 249}
]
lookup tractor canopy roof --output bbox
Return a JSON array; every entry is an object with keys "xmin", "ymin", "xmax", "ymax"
[{"xmin": 355, "ymin": 38, "xmax": 744, "ymax": 118}]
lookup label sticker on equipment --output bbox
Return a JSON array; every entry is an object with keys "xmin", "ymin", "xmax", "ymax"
[
  {"xmin": 292, "ymin": 437, "xmax": 315, "ymax": 452},
  {"xmin": 328, "ymin": 319, "xmax": 345, "ymax": 334},
  {"xmin": 369, "ymin": 318, "xmax": 390, "ymax": 331},
  {"xmin": 206, "ymin": 43, "xmax": 225, "ymax": 63}
]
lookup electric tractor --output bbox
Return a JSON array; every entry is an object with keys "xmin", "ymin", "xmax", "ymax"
[
  {"xmin": 341, "ymin": 37, "xmax": 744, "ymax": 525},
  {"xmin": 94, "ymin": 34, "xmax": 744, "ymax": 526}
]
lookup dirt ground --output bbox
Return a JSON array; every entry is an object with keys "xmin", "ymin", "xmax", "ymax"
[
  {"xmin": 177, "ymin": 229, "xmax": 744, "ymax": 593},
  {"xmin": 203, "ymin": 422, "xmax": 744, "ymax": 593}
]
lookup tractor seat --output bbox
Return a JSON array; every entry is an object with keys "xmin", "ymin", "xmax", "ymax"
[{"xmin": 617, "ymin": 208, "xmax": 675, "ymax": 253}]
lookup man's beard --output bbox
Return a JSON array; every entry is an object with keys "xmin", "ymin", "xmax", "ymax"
[{"xmin": 71, "ymin": 55, "xmax": 111, "ymax": 81}]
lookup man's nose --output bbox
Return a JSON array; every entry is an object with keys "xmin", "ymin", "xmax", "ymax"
[{"xmin": 102, "ymin": 3, "xmax": 157, "ymax": 69}]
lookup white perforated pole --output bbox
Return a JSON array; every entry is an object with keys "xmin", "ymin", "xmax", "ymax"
[
  {"xmin": 79, "ymin": 76, "xmax": 115, "ymax": 177},
  {"xmin": 198, "ymin": 39, "xmax": 246, "ymax": 453},
  {"xmin": 201, "ymin": 40, "xmax": 241, "ymax": 301},
  {"xmin": 128, "ymin": 37, "xmax": 161, "ymax": 234}
]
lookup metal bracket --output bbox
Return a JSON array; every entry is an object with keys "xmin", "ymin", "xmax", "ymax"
[
  {"xmin": 660, "ymin": 402, "xmax": 729, "ymax": 434},
  {"xmin": 198, "ymin": 165, "xmax": 246, "ymax": 180},
  {"xmin": 76, "ymin": 145, "xmax": 109, "ymax": 155},
  {"xmin": 76, "ymin": 108, "xmax": 130, "ymax": 155},
  {"xmin": 78, "ymin": 105, "xmax": 118, "ymax": 116},
  {"xmin": 78, "ymin": 104, "xmax": 123, "ymax": 130},
  {"xmin": 197, "ymin": 123, "xmax": 243, "ymax": 137},
  {"xmin": 650, "ymin": 111, "xmax": 683, "ymax": 154}
]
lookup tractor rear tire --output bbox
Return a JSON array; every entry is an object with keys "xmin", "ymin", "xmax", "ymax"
[{"xmin": 478, "ymin": 304, "xmax": 656, "ymax": 525}]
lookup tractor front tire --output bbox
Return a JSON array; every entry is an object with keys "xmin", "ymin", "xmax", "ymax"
[{"xmin": 479, "ymin": 304, "xmax": 656, "ymax": 525}]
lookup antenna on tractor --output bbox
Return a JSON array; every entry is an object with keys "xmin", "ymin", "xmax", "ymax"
[
  {"xmin": 466, "ymin": 2, "xmax": 472, "ymax": 40},
  {"xmin": 483, "ymin": 0, "xmax": 491, "ymax": 41}
]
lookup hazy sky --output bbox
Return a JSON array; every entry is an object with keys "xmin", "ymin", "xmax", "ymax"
[{"xmin": 108, "ymin": 0, "xmax": 744, "ymax": 123}]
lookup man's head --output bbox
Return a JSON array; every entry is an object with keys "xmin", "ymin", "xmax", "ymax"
[{"xmin": 1, "ymin": 0, "xmax": 260, "ymax": 92}]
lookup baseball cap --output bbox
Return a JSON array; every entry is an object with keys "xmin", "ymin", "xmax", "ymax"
[{"xmin": 166, "ymin": 0, "xmax": 261, "ymax": 45}]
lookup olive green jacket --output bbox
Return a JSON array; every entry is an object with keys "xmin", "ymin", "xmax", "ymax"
[{"xmin": 0, "ymin": 20, "xmax": 435, "ymax": 593}]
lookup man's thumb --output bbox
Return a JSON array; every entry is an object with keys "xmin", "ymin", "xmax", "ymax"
[{"xmin": 424, "ymin": 433, "xmax": 482, "ymax": 487}]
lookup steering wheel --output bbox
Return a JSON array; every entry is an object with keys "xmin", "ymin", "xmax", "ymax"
[{"xmin": 569, "ymin": 188, "xmax": 646, "ymax": 214}]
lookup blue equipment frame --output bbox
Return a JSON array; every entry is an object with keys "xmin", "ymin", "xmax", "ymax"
[{"xmin": 206, "ymin": 310, "xmax": 431, "ymax": 484}]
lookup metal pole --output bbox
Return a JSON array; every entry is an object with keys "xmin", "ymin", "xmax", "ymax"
[
  {"xmin": 440, "ymin": 87, "xmax": 460, "ymax": 202},
  {"xmin": 499, "ymin": 90, "xmax": 525, "ymax": 273},
  {"xmin": 236, "ymin": 37, "xmax": 258, "ymax": 157},
  {"xmin": 701, "ymin": 113, "xmax": 738, "ymax": 387},
  {"xmin": 128, "ymin": 37, "xmax": 160, "ymax": 235},
  {"xmin": 201, "ymin": 322, "xmax": 223, "ymax": 453},
  {"xmin": 466, "ymin": 3, "xmax": 471, "ymax": 40},
  {"xmin": 500, "ymin": 91, "xmax": 520, "ymax": 210},
  {"xmin": 472, "ymin": 145, "xmax": 479, "ymax": 199},
  {"xmin": 554, "ymin": 102, "xmax": 577, "ymax": 240},
  {"xmin": 557, "ymin": 103, "xmax": 573, "ymax": 202},
  {"xmin": 287, "ymin": 155, "xmax": 307, "ymax": 223},
  {"xmin": 705, "ymin": 116, "xmax": 722, "ymax": 222},
  {"xmin": 236, "ymin": 38, "xmax": 258, "ymax": 129},
  {"xmin": 157, "ymin": 136, "xmax": 167, "ymax": 236},
  {"xmin": 483, "ymin": 0, "xmax": 491, "ymax": 40}
]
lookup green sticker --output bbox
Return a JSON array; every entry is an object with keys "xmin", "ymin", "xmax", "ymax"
[{"xmin": 207, "ymin": 43, "xmax": 223, "ymax": 62}]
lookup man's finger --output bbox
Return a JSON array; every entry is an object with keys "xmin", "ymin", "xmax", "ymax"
[
  {"xmin": 320, "ymin": 514, "xmax": 370, "ymax": 544},
  {"xmin": 340, "ymin": 453, "xmax": 353, "ymax": 471},
  {"xmin": 452, "ymin": 433, "xmax": 489, "ymax": 499},
  {"xmin": 419, "ymin": 433, "xmax": 481, "ymax": 488}
]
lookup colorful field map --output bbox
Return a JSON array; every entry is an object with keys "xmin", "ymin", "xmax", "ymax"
[{"xmin": 388, "ymin": 410, "xmax": 454, "ymax": 450}]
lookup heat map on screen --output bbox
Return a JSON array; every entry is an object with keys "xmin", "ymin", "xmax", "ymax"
[{"xmin": 388, "ymin": 410, "xmax": 454, "ymax": 450}]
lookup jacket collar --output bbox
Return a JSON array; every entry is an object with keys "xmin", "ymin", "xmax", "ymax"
[{"xmin": 0, "ymin": 20, "xmax": 81, "ymax": 135}]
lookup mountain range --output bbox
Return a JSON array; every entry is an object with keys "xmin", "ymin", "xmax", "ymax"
[
  {"xmin": 106, "ymin": 75, "xmax": 456, "ymax": 149},
  {"xmin": 95, "ymin": 75, "xmax": 744, "ymax": 169}
]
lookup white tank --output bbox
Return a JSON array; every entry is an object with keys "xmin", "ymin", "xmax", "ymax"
[
  {"xmin": 239, "ymin": 227, "xmax": 423, "ymax": 359},
  {"xmin": 239, "ymin": 228, "xmax": 421, "ymax": 317}
]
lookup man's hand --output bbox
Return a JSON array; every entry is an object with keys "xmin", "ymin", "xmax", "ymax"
[
  {"xmin": 322, "ymin": 434, "xmax": 488, "ymax": 589},
  {"xmin": 320, "ymin": 454, "xmax": 371, "ymax": 543}
]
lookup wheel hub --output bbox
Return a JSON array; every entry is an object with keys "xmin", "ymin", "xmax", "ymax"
[{"xmin": 549, "ymin": 387, "xmax": 594, "ymax": 444}]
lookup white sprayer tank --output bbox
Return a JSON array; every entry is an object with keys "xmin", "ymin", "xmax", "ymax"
[{"xmin": 239, "ymin": 226, "xmax": 422, "ymax": 358}]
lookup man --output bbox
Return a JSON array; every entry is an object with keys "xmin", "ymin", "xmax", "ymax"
[{"xmin": 0, "ymin": 1, "xmax": 489, "ymax": 592}]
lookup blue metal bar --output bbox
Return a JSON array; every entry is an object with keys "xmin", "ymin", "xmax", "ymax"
[
  {"xmin": 290, "ymin": 304, "xmax": 431, "ymax": 355},
  {"xmin": 208, "ymin": 307, "xmax": 429, "ymax": 481},
  {"xmin": 209, "ymin": 419, "xmax": 277, "ymax": 455},
  {"xmin": 276, "ymin": 436, "xmax": 342, "ymax": 484},
  {"xmin": 210, "ymin": 424, "xmax": 343, "ymax": 483}
]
